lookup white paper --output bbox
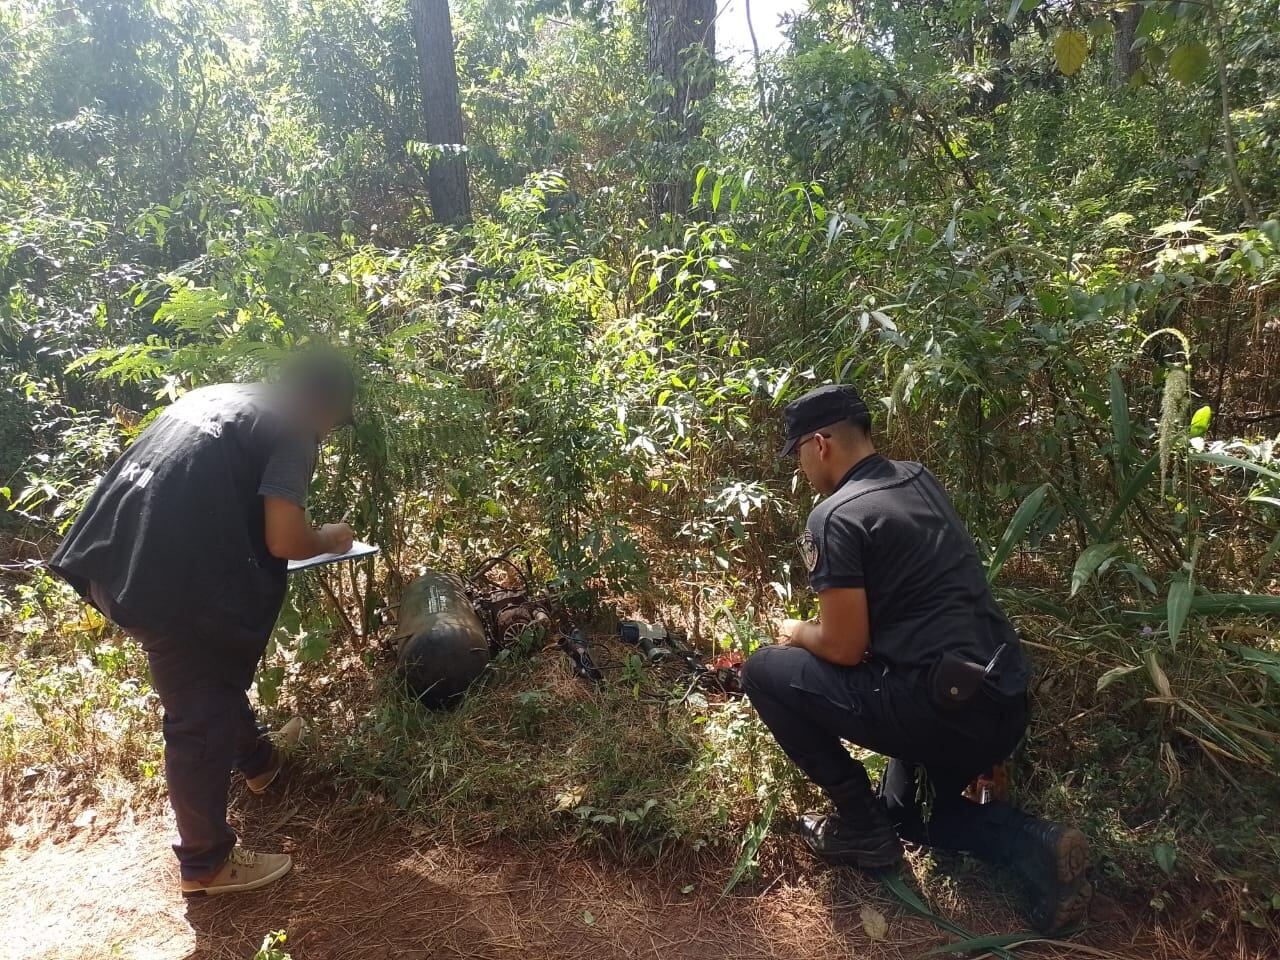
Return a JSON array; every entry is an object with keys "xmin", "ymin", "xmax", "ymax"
[{"xmin": 287, "ymin": 540, "xmax": 379, "ymax": 572}]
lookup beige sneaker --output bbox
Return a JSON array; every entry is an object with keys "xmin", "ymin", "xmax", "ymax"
[
  {"xmin": 180, "ymin": 847, "xmax": 292, "ymax": 897},
  {"xmin": 246, "ymin": 717, "xmax": 306, "ymax": 794}
]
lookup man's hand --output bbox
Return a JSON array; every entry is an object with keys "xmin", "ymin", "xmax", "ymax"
[
  {"xmin": 319, "ymin": 522, "xmax": 355, "ymax": 554},
  {"xmin": 772, "ymin": 590, "xmax": 871, "ymax": 667},
  {"xmin": 264, "ymin": 496, "xmax": 355, "ymax": 561},
  {"xmin": 776, "ymin": 618, "xmax": 806, "ymax": 645}
]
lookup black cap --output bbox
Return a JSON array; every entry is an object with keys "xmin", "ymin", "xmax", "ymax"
[
  {"xmin": 282, "ymin": 347, "xmax": 357, "ymax": 426},
  {"xmin": 779, "ymin": 383, "xmax": 870, "ymax": 457}
]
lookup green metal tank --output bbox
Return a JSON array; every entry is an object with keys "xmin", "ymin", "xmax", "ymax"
[{"xmin": 393, "ymin": 569, "xmax": 490, "ymax": 707}]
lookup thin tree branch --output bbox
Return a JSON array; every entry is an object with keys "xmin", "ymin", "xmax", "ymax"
[{"xmin": 1206, "ymin": 0, "xmax": 1257, "ymax": 223}]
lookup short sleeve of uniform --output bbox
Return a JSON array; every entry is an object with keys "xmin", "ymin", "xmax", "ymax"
[
  {"xmin": 802, "ymin": 509, "xmax": 866, "ymax": 593},
  {"xmin": 258, "ymin": 429, "xmax": 317, "ymax": 509}
]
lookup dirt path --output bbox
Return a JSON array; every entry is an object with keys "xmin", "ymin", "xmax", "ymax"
[{"xmin": 0, "ymin": 786, "xmax": 1171, "ymax": 960}]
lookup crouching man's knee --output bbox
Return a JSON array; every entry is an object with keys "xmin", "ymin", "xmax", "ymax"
[{"xmin": 740, "ymin": 643, "xmax": 808, "ymax": 703}]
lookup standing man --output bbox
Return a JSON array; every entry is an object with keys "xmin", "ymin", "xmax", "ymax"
[
  {"xmin": 50, "ymin": 349, "xmax": 357, "ymax": 897},
  {"xmin": 741, "ymin": 383, "xmax": 1090, "ymax": 934}
]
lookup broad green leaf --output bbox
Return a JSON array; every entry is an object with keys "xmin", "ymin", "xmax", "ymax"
[
  {"xmin": 1168, "ymin": 42, "xmax": 1210, "ymax": 85},
  {"xmin": 1137, "ymin": 7, "xmax": 1175, "ymax": 39},
  {"xmin": 1146, "ymin": 44, "xmax": 1166, "ymax": 69},
  {"xmin": 1166, "ymin": 573, "xmax": 1194, "ymax": 647},
  {"xmin": 1097, "ymin": 663, "xmax": 1141, "ymax": 692},
  {"xmin": 1053, "ymin": 30, "xmax": 1088, "ymax": 77},
  {"xmin": 987, "ymin": 483, "xmax": 1053, "ymax": 585},
  {"xmin": 1088, "ymin": 17, "xmax": 1114, "ymax": 39},
  {"xmin": 1189, "ymin": 405, "xmax": 1212, "ymax": 438},
  {"xmin": 711, "ymin": 176, "xmax": 724, "ymax": 212},
  {"xmin": 1071, "ymin": 542, "xmax": 1118, "ymax": 596},
  {"xmin": 1154, "ymin": 842, "xmax": 1177, "ymax": 876}
]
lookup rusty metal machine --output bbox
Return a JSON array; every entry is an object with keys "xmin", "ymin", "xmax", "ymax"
[{"xmin": 393, "ymin": 551, "xmax": 740, "ymax": 707}]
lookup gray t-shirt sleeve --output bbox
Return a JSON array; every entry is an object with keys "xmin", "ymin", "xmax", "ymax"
[
  {"xmin": 805, "ymin": 510, "xmax": 866, "ymax": 592},
  {"xmin": 258, "ymin": 430, "xmax": 317, "ymax": 508}
]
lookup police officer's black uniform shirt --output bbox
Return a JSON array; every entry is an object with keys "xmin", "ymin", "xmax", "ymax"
[
  {"xmin": 50, "ymin": 384, "xmax": 317, "ymax": 680},
  {"xmin": 801, "ymin": 454, "xmax": 1029, "ymax": 697}
]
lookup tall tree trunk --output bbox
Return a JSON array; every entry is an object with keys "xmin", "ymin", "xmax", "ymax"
[
  {"xmin": 410, "ymin": 0, "xmax": 471, "ymax": 225},
  {"xmin": 646, "ymin": 0, "xmax": 715, "ymax": 218},
  {"xmin": 1112, "ymin": 3, "xmax": 1142, "ymax": 84}
]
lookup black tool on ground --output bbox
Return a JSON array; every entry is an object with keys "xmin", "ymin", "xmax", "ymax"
[
  {"xmin": 617, "ymin": 619, "xmax": 744, "ymax": 697},
  {"xmin": 558, "ymin": 626, "xmax": 603, "ymax": 682},
  {"xmin": 618, "ymin": 619, "xmax": 664, "ymax": 661}
]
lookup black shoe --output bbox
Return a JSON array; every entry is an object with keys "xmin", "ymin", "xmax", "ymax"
[
  {"xmin": 1010, "ymin": 818, "xmax": 1091, "ymax": 934},
  {"xmin": 798, "ymin": 812, "xmax": 903, "ymax": 870}
]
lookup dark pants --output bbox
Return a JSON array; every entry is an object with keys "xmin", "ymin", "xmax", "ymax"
[
  {"xmin": 90, "ymin": 583, "xmax": 273, "ymax": 880},
  {"xmin": 741, "ymin": 644, "xmax": 1032, "ymax": 864}
]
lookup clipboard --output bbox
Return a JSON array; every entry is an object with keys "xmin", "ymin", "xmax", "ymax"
[{"xmin": 287, "ymin": 540, "xmax": 379, "ymax": 573}]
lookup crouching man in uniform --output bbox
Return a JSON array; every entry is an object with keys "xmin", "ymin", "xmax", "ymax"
[
  {"xmin": 741, "ymin": 383, "xmax": 1090, "ymax": 934},
  {"xmin": 49, "ymin": 349, "xmax": 357, "ymax": 897}
]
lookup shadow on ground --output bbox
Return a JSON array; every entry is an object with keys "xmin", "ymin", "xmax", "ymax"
[{"xmin": 1, "ymin": 779, "xmax": 1176, "ymax": 960}]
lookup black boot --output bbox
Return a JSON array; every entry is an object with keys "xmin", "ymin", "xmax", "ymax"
[
  {"xmin": 1007, "ymin": 816, "xmax": 1091, "ymax": 934},
  {"xmin": 799, "ymin": 772, "xmax": 903, "ymax": 871}
]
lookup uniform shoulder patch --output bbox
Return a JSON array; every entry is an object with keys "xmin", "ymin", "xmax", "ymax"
[{"xmin": 798, "ymin": 529, "xmax": 819, "ymax": 572}]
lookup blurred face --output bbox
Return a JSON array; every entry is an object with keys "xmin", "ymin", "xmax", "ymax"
[{"xmin": 795, "ymin": 431, "xmax": 837, "ymax": 495}]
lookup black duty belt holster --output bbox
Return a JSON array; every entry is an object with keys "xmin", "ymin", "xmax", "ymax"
[{"xmin": 928, "ymin": 644, "xmax": 1006, "ymax": 712}]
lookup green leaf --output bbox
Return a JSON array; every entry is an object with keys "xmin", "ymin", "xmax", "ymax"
[
  {"xmin": 692, "ymin": 166, "xmax": 708, "ymax": 206},
  {"xmin": 1127, "ymin": 593, "xmax": 1280, "ymax": 620},
  {"xmin": 1071, "ymin": 542, "xmax": 1118, "ymax": 596},
  {"xmin": 882, "ymin": 873, "xmax": 1022, "ymax": 960},
  {"xmin": 1189, "ymin": 405, "xmax": 1212, "ymax": 438},
  {"xmin": 1154, "ymin": 842, "xmax": 1177, "ymax": 876},
  {"xmin": 1168, "ymin": 42, "xmax": 1210, "ymax": 85},
  {"xmin": 1053, "ymin": 30, "xmax": 1089, "ymax": 77},
  {"xmin": 1252, "ymin": 529, "xmax": 1280, "ymax": 591},
  {"xmin": 927, "ymin": 932, "xmax": 1041, "ymax": 956},
  {"xmin": 1101, "ymin": 452, "xmax": 1159, "ymax": 536},
  {"xmin": 711, "ymin": 176, "xmax": 725, "ymax": 212},
  {"xmin": 1109, "ymin": 367, "xmax": 1131, "ymax": 458},
  {"xmin": 1166, "ymin": 573, "xmax": 1194, "ymax": 647},
  {"xmin": 1097, "ymin": 664, "xmax": 1141, "ymax": 692},
  {"xmin": 1088, "ymin": 17, "xmax": 1114, "ymax": 39},
  {"xmin": 987, "ymin": 483, "xmax": 1053, "ymax": 585},
  {"xmin": 1137, "ymin": 7, "xmax": 1174, "ymax": 39},
  {"xmin": 1192, "ymin": 451, "xmax": 1280, "ymax": 483},
  {"xmin": 1228, "ymin": 644, "xmax": 1280, "ymax": 686}
]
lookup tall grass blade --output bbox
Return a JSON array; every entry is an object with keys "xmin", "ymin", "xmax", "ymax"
[
  {"xmin": 1110, "ymin": 366, "xmax": 1131, "ymax": 468},
  {"xmin": 1101, "ymin": 453, "xmax": 1159, "ymax": 536},
  {"xmin": 1192, "ymin": 451, "xmax": 1280, "ymax": 483},
  {"xmin": 1252, "ymin": 529, "xmax": 1280, "ymax": 591}
]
